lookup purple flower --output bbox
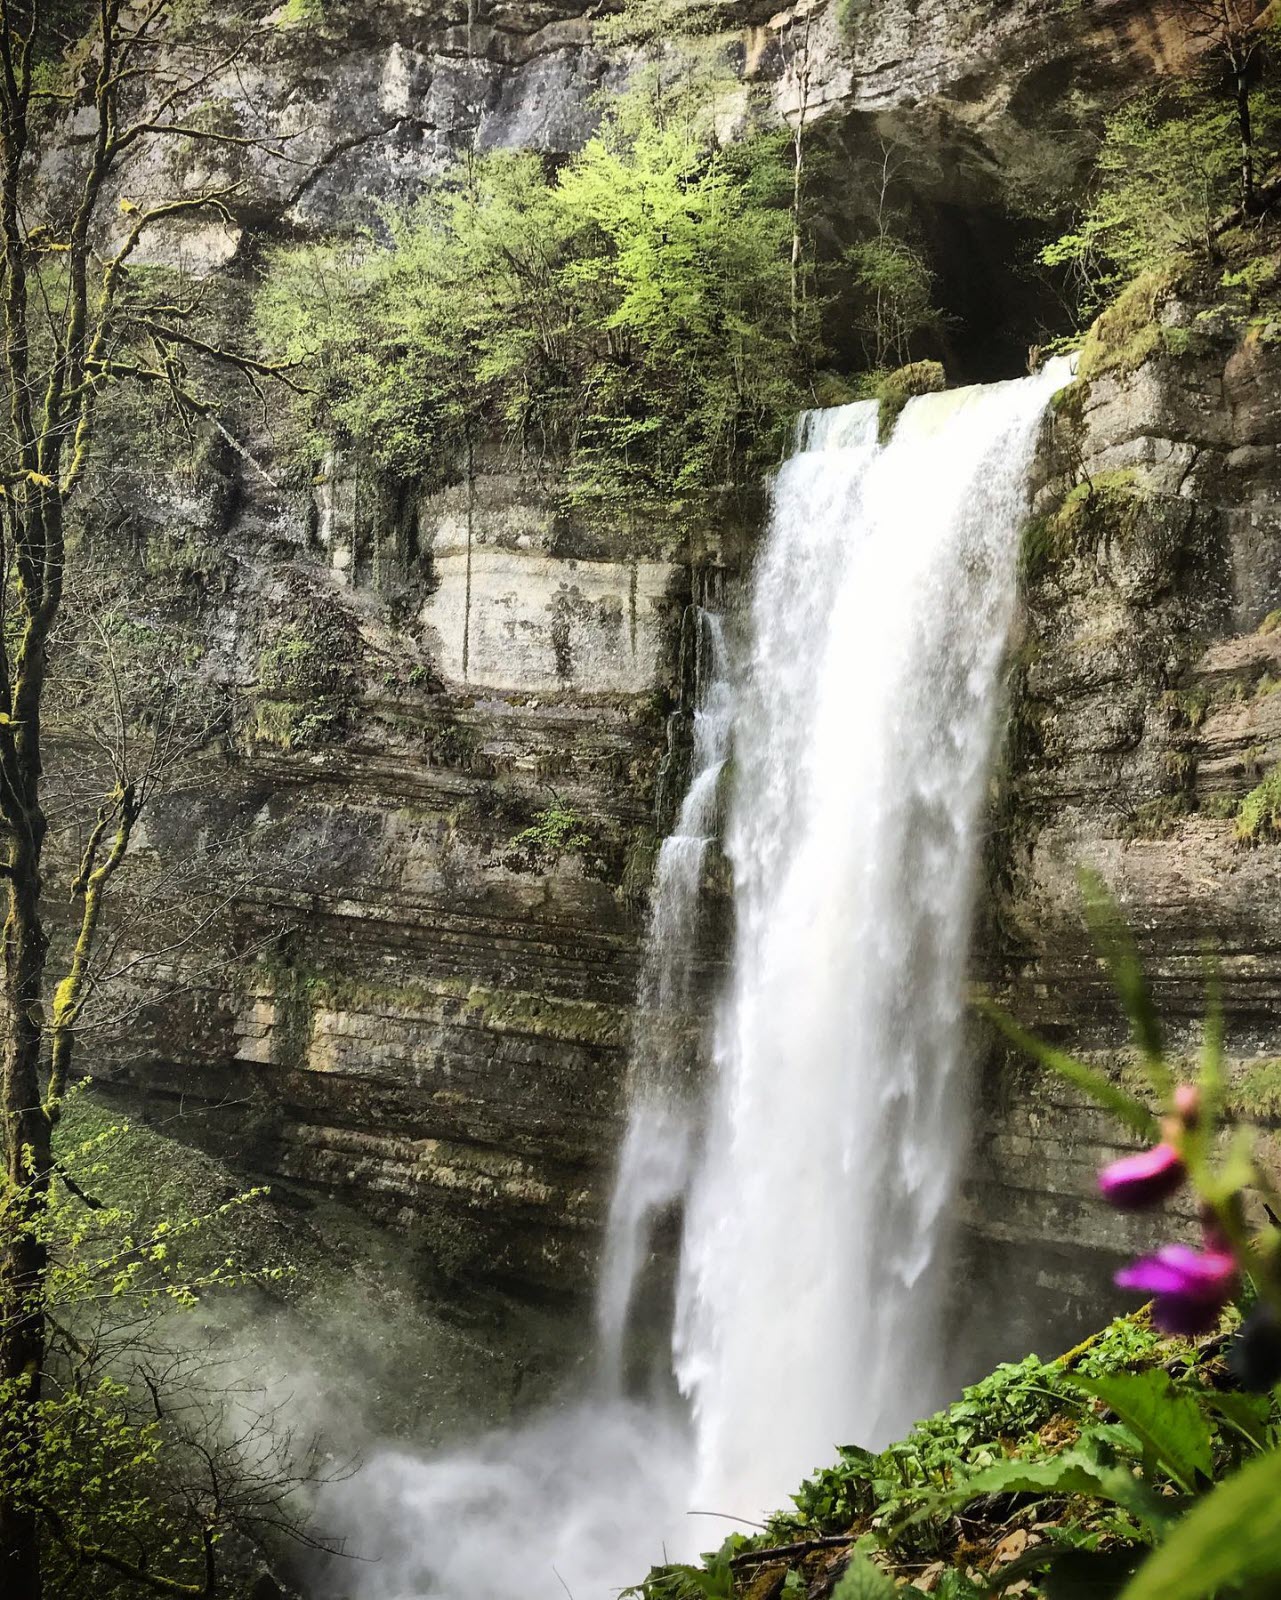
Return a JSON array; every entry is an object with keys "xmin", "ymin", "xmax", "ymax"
[
  {"xmin": 1115, "ymin": 1243, "xmax": 1240, "ymax": 1335},
  {"xmin": 1097, "ymin": 1143, "xmax": 1186, "ymax": 1210}
]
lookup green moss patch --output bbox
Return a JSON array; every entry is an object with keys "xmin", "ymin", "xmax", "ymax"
[
  {"xmin": 1235, "ymin": 765, "xmax": 1281, "ymax": 843},
  {"xmin": 1078, "ymin": 264, "xmax": 1184, "ymax": 380},
  {"xmin": 874, "ymin": 360, "xmax": 946, "ymax": 443},
  {"xmin": 1020, "ymin": 468, "xmax": 1145, "ymax": 581},
  {"xmin": 1228, "ymin": 1059, "xmax": 1281, "ymax": 1121},
  {"xmin": 250, "ymin": 591, "xmax": 363, "ymax": 751}
]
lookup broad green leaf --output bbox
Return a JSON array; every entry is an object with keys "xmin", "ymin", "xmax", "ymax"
[
  {"xmin": 979, "ymin": 1002, "xmax": 1158, "ymax": 1140},
  {"xmin": 831, "ymin": 1554, "xmax": 898, "ymax": 1599},
  {"xmin": 935, "ymin": 1445, "xmax": 1169, "ymax": 1535},
  {"xmin": 1119, "ymin": 1447, "xmax": 1281, "ymax": 1600},
  {"xmin": 1067, "ymin": 1371, "xmax": 1212, "ymax": 1492},
  {"xmin": 1079, "ymin": 870, "xmax": 1170, "ymax": 1100}
]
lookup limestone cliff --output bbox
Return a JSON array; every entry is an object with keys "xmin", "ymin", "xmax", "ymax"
[
  {"xmin": 966, "ymin": 252, "xmax": 1281, "ymax": 1367},
  {"xmin": 49, "ymin": 0, "xmax": 1275, "ymax": 1375}
]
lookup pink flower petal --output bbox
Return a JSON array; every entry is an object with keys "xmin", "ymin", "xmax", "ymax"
[
  {"xmin": 1098, "ymin": 1143, "xmax": 1185, "ymax": 1210},
  {"xmin": 1115, "ymin": 1243, "xmax": 1239, "ymax": 1336}
]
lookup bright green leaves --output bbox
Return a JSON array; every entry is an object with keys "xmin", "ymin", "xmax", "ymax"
[
  {"xmin": 509, "ymin": 801, "xmax": 594, "ymax": 867},
  {"xmin": 831, "ymin": 1553, "xmax": 899, "ymax": 1599},
  {"xmin": 630, "ymin": 1307, "xmax": 1281, "ymax": 1600},
  {"xmin": 1064, "ymin": 1370, "xmax": 1212, "ymax": 1494},
  {"xmin": 1118, "ymin": 1448, "xmax": 1281, "ymax": 1600},
  {"xmin": 938, "ymin": 1443, "xmax": 1171, "ymax": 1538},
  {"xmin": 1040, "ymin": 81, "xmax": 1262, "ymax": 310},
  {"xmin": 844, "ymin": 236, "xmax": 939, "ymax": 373},
  {"xmin": 257, "ymin": 94, "xmax": 809, "ymax": 513}
]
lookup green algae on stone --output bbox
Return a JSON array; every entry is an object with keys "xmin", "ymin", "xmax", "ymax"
[{"xmin": 1078, "ymin": 264, "xmax": 1184, "ymax": 380}]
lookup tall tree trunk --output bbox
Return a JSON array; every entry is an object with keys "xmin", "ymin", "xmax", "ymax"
[
  {"xmin": 790, "ymin": 121, "xmax": 803, "ymax": 344},
  {"xmin": 0, "ymin": 834, "xmax": 51, "ymax": 1600}
]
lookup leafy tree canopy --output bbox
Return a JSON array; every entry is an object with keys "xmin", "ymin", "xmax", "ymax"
[{"xmin": 257, "ymin": 89, "xmax": 815, "ymax": 513}]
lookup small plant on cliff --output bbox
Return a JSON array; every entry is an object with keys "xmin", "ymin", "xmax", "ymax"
[
  {"xmin": 508, "ymin": 801, "xmax": 594, "ymax": 870},
  {"xmin": 1234, "ymin": 763, "xmax": 1281, "ymax": 842}
]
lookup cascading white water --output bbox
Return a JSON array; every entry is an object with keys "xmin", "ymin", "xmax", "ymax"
[
  {"xmin": 597, "ymin": 609, "xmax": 732, "ymax": 1390},
  {"xmin": 673, "ymin": 360, "xmax": 1073, "ymax": 1522},
  {"xmin": 309, "ymin": 361, "xmax": 1069, "ymax": 1599}
]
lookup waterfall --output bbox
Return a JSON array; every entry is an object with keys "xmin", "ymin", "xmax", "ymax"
[
  {"xmin": 310, "ymin": 361, "xmax": 1069, "ymax": 1599},
  {"xmin": 672, "ymin": 360, "xmax": 1072, "ymax": 1520}
]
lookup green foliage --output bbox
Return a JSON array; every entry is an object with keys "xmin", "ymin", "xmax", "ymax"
[
  {"xmin": 1118, "ymin": 1447, "xmax": 1281, "ymax": 1600},
  {"xmin": 1235, "ymin": 764, "xmax": 1281, "ymax": 842},
  {"xmin": 277, "ymin": 0, "xmax": 325, "ymax": 24},
  {"xmin": 835, "ymin": 0, "xmax": 871, "ymax": 37},
  {"xmin": 592, "ymin": 0, "xmax": 729, "ymax": 46},
  {"xmin": 1229, "ymin": 1057, "xmax": 1281, "ymax": 1120},
  {"xmin": 258, "ymin": 93, "xmax": 810, "ymax": 512},
  {"xmin": 845, "ymin": 238, "xmax": 940, "ymax": 373},
  {"xmin": 509, "ymin": 801, "xmax": 593, "ymax": 867},
  {"xmin": 1076, "ymin": 267, "xmax": 1184, "ymax": 380},
  {"xmin": 934, "ymin": 1442, "xmax": 1170, "ymax": 1538},
  {"xmin": 0, "ymin": 1092, "xmax": 314, "ymax": 1596},
  {"xmin": 628, "ymin": 1309, "xmax": 1254, "ymax": 1600},
  {"xmin": 1065, "ymin": 1370, "xmax": 1212, "ymax": 1492},
  {"xmin": 830, "ymin": 1554, "xmax": 898, "ymax": 1598},
  {"xmin": 1043, "ymin": 41, "xmax": 1281, "ymax": 374},
  {"xmin": 1041, "ymin": 83, "xmax": 1261, "ymax": 310},
  {"xmin": 1019, "ymin": 470, "xmax": 1146, "ymax": 581},
  {"xmin": 251, "ymin": 601, "xmax": 361, "ymax": 751}
]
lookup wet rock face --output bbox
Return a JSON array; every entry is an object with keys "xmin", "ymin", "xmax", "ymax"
[
  {"xmin": 84, "ymin": 453, "xmax": 689, "ymax": 1309},
  {"xmin": 962, "ymin": 298, "xmax": 1281, "ymax": 1374}
]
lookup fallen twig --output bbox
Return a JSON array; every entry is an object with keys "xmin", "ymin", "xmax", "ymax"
[{"xmin": 730, "ymin": 1535, "xmax": 855, "ymax": 1567}]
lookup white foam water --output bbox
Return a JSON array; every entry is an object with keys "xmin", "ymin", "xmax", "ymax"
[
  {"xmin": 673, "ymin": 360, "xmax": 1072, "ymax": 1523},
  {"xmin": 597, "ymin": 607, "xmax": 732, "ymax": 1393},
  {"xmin": 309, "ymin": 360, "xmax": 1070, "ymax": 1597}
]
